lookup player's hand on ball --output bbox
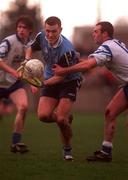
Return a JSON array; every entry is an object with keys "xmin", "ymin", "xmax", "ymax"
[
  {"xmin": 17, "ymin": 59, "xmax": 44, "ymax": 87},
  {"xmin": 21, "ymin": 59, "xmax": 28, "ymax": 67}
]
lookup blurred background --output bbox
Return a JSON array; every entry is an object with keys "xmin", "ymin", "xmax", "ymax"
[{"xmin": 0, "ymin": 0, "xmax": 128, "ymax": 113}]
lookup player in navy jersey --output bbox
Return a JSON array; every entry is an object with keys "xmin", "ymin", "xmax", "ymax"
[
  {"xmin": 53, "ymin": 21, "xmax": 128, "ymax": 162},
  {"xmin": 0, "ymin": 16, "xmax": 33, "ymax": 153},
  {"xmin": 25, "ymin": 16, "xmax": 82, "ymax": 161}
]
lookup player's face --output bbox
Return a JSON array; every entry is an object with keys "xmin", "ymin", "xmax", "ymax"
[
  {"xmin": 92, "ymin": 25, "xmax": 104, "ymax": 45},
  {"xmin": 16, "ymin": 22, "xmax": 32, "ymax": 43},
  {"xmin": 45, "ymin": 23, "xmax": 62, "ymax": 46}
]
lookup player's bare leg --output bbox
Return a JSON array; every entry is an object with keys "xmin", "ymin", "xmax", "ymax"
[
  {"xmin": 9, "ymin": 88, "xmax": 29, "ymax": 153},
  {"xmin": 86, "ymin": 88, "xmax": 128, "ymax": 162},
  {"xmin": 38, "ymin": 96, "xmax": 58, "ymax": 123},
  {"xmin": 56, "ymin": 98, "xmax": 74, "ymax": 161}
]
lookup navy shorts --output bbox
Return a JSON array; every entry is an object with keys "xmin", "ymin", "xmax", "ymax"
[
  {"xmin": 0, "ymin": 80, "xmax": 25, "ymax": 99},
  {"xmin": 41, "ymin": 79, "xmax": 82, "ymax": 101},
  {"xmin": 0, "ymin": 98, "xmax": 13, "ymax": 105},
  {"xmin": 123, "ymin": 84, "xmax": 128, "ymax": 100}
]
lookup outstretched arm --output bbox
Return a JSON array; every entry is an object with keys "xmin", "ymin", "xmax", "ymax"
[
  {"xmin": 44, "ymin": 75, "xmax": 65, "ymax": 86},
  {"xmin": 52, "ymin": 57, "xmax": 97, "ymax": 75}
]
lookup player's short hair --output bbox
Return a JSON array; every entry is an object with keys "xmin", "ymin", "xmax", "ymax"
[
  {"xmin": 96, "ymin": 21, "xmax": 114, "ymax": 38},
  {"xmin": 45, "ymin": 16, "xmax": 61, "ymax": 27},
  {"xmin": 16, "ymin": 16, "xmax": 33, "ymax": 30}
]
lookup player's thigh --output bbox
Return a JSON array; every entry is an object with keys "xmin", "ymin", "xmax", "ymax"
[
  {"xmin": 38, "ymin": 96, "xmax": 58, "ymax": 116},
  {"xmin": 106, "ymin": 88, "xmax": 128, "ymax": 116},
  {"xmin": 9, "ymin": 88, "xmax": 28, "ymax": 108},
  {"xmin": 56, "ymin": 98, "xmax": 74, "ymax": 118}
]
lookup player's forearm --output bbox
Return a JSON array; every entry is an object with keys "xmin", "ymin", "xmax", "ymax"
[
  {"xmin": 0, "ymin": 61, "xmax": 19, "ymax": 77},
  {"xmin": 25, "ymin": 47, "xmax": 33, "ymax": 60},
  {"xmin": 63, "ymin": 58, "xmax": 97, "ymax": 74},
  {"xmin": 44, "ymin": 76, "xmax": 64, "ymax": 86}
]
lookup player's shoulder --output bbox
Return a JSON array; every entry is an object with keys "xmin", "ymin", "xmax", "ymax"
[
  {"xmin": 102, "ymin": 39, "xmax": 114, "ymax": 46},
  {"xmin": 33, "ymin": 31, "xmax": 45, "ymax": 43},
  {"xmin": 101, "ymin": 39, "xmax": 118, "ymax": 51},
  {"xmin": 2, "ymin": 34, "xmax": 18, "ymax": 47},
  {"xmin": 4, "ymin": 34, "xmax": 17, "ymax": 41},
  {"xmin": 103, "ymin": 39, "xmax": 125, "ymax": 47},
  {"xmin": 0, "ymin": 34, "xmax": 15, "ymax": 49},
  {"xmin": 61, "ymin": 35, "xmax": 75, "ymax": 51},
  {"xmin": 37, "ymin": 31, "xmax": 45, "ymax": 38},
  {"xmin": 61, "ymin": 35, "xmax": 73, "ymax": 45},
  {"xmin": 103, "ymin": 39, "xmax": 127, "ymax": 51}
]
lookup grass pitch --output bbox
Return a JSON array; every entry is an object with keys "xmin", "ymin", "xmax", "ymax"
[{"xmin": 0, "ymin": 113, "xmax": 128, "ymax": 180}]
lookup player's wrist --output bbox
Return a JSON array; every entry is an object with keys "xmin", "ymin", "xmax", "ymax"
[
  {"xmin": 25, "ymin": 58, "xmax": 30, "ymax": 61},
  {"xmin": 21, "ymin": 59, "xmax": 29, "ymax": 67}
]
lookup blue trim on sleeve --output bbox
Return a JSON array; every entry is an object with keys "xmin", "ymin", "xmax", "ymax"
[
  {"xmin": 0, "ymin": 39, "xmax": 10, "ymax": 58},
  {"xmin": 101, "ymin": 45, "xmax": 113, "ymax": 58}
]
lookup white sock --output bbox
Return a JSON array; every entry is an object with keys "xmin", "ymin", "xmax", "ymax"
[{"xmin": 102, "ymin": 141, "xmax": 113, "ymax": 148}]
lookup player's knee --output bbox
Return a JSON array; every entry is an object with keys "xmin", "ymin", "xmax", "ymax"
[
  {"xmin": 18, "ymin": 104, "xmax": 28, "ymax": 113},
  {"xmin": 38, "ymin": 113, "xmax": 50, "ymax": 123},
  {"xmin": 56, "ymin": 116, "xmax": 67, "ymax": 128},
  {"xmin": 38, "ymin": 114, "xmax": 47, "ymax": 122}
]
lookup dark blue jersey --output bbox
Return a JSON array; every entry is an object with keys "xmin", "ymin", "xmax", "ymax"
[{"xmin": 31, "ymin": 31, "xmax": 82, "ymax": 82}]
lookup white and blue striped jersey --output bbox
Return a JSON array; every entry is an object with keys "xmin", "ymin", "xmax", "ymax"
[
  {"xmin": 0, "ymin": 34, "xmax": 31, "ymax": 88},
  {"xmin": 89, "ymin": 39, "xmax": 128, "ymax": 84}
]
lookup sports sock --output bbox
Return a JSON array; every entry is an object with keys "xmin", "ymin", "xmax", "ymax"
[
  {"xmin": 63, "ymin": 146, "xmax": 72, "ymax": 156},
  {"xmin": 12, "ymin": 132, "xmax": 21, "ymax": 144},
  {"xmin": 101, "ymin": 141, "xmax": 112, "ymax": 155}
]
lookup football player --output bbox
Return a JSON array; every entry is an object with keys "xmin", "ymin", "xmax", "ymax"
[
  {"xmin": 53, "ymin": 21, "xmax": 128, "ymax": 162},
  {"xmin": 0, "ymin": 16, "xmax": 33, "ymax": 153},
  {"xmin": 25, "ymin": 16, "xmax": 82, "ymax": 160}
]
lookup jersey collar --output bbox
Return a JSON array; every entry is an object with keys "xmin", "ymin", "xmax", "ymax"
[{"xmin": 16, "ymin": 33, "xmax": 30, "ymax": 45}]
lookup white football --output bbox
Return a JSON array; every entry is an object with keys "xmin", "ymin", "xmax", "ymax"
[{"xmin": 24, "ymin": 59, "xmax": 44, "ymax": 78}]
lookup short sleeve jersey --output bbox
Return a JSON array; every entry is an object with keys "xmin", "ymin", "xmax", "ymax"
[{"xmin": 89, "ymin": 39, "xmax": 128, "ymax": 83}]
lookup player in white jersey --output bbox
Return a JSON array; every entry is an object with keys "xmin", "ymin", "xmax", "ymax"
[
  {"xmin": 53, "ymin": 21, "xmax": 128, "ymax": 162},
  {"xmin": 0, "ymin": 98, "xmax": 14, "ymax": 119},
  {"xmin": 0, "ymin": 16, "xmax": 33, "ymax": 153}
]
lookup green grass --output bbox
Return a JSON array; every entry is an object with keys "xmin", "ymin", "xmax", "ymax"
[{"xmin": 0, "ymin": 113, "xmax": 128, "ymax": 180}]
